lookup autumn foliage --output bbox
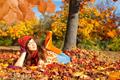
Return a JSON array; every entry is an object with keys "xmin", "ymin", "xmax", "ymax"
[
  {"xmin": 38, "ymin": 0, "xmax": 56, "ymax": 14},
  {"xmin": 0, "ymin": 49, "xmax": 120, "ymax": 79},
  {"xmin": 0, "ymin": 0, "xmax": 56, "ymax": 25},
  {"xmin": 0, "ymin": 1, "xmax": 120, "ymax": 79},
  {"xmin": 50, "ymin": 1, "xmax": 120, "ymax": 51},
  {"xmin": 0, "ymin": 19, "xmax": 38, "ymax": 39}
]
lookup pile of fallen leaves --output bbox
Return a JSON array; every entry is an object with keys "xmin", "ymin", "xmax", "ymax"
[{"xmin": 0, "ymin": 48, "xmax": 120, "ymax": 80}]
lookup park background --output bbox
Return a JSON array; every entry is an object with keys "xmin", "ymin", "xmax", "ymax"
[
  {"xmin": 0, "ymin": 0, "xmax": 120, "ymax": 51},
  {"xmin": 0, "ymin": 0, "xmax": 120, "ymax": 79}
]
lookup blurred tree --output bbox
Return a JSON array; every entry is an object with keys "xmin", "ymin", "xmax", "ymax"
[{"xmin": 0, "ymin": 0, "xmax": 56, "ymax": 25}]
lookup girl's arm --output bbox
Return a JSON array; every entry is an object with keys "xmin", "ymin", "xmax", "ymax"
[{"xmin": 14, "ymin": 52, "xmax": 26, "ymax": 67}]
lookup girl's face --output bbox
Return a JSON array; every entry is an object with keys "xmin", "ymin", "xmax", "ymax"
[{"xmin": 27, "ymin": 39, "xmax": 37, "ymax": 51}]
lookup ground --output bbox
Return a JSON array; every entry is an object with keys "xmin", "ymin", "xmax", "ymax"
[{"xmin": 0, "ymin": 46, "xmax": 120, "ymax": 80}]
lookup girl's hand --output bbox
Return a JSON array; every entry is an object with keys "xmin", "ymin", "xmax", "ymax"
[
  {"xmin": 38, "ymin": 59, "xmax": 45, "ymax": 68},
  {"xmin": 38, "ymin": 59, "xmax": 46, "ymax": 71}
]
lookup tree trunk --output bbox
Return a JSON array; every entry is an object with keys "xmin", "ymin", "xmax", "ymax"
[{"xmin": 63, "ymin": 0, "xmax": 81, "ymax": 50}]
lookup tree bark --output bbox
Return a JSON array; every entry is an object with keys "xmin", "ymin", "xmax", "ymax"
[{"xmin": 63, "ymin": 0, "xmax": 81, "ymax": 50}]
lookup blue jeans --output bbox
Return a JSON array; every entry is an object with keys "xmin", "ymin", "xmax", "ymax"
[{"xmin": 56, "ymin": 52, "xmax": 71, "ymax": 64}]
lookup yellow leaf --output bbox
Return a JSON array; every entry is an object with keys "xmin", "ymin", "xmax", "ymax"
[
  {"xmin": 73, "ymin": 72, "xmax": 84, "ymax": 76},
  {"xmin": 29, "ymin": 66, "xmax": 38, "ymax": 70}
]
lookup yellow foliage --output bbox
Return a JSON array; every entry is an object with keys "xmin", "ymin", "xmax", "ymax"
[
  {"xmin": 51, "ymin": 3, "xmax": 118, "ymax": 40},
  {"xmin": 51, "ymin": 20, "xmax": 66, "ymax": 39},
  {"xmin": 0, "ymin": 19, "xmax": 38, "ymax": 39},
  {"xmin": 50, "ymin": 4, "xmax": 68, "ymax": 39},
  {"xmin": 78, "ymin": 18, "xmax": 99, "ymax": 39},
  {"xmin": 78, "ymin": 5, "xmax": 118, "ymax": 39}
]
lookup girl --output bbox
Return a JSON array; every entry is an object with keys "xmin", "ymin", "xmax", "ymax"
[{"xmin": 15, "ymin": 31, "xmax": 71, "ymax": 67}]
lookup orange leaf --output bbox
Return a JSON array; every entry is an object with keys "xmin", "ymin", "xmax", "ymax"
[
  {"xmin": 0, "ymin": 0, "xmax": 24, "ymax": 23},
  {"xmin": 18, "ymin": 0, "xmax": 29, "ymax": 13},
  {"xmin": 9, "ymin": 0, "xmax": 24, "ymax": 21},
  {"xmin": 0, "ymin": 0, "xmax": 9, "ymax": 19},
  {"xmin": 107, "ymin": 30, "xmax": 117, "ymax": 38},
  {"xmin": 0, "ymin": 0, "xmax": 4, "ymax": 6},
  {"xmin": 46, "ymin": 0, "xmax": 56, "ymax": 13},
  {"xmin": 3, "ymin": 10, "xmax": 18, "ymax": 25},
  {"xmin": 24, "ymin": 9, "xmax": 35, "ymax": 20},
  {"xmin": 27, "ymin": 0, "xmax": 39, "ymax": 5},
  {"xmin": 18, "ymin": 0, "xmax": 35, "ymax": 20},
  {"xmin": 109, "ymin": 71, "xmax": 120, "ymax": 80},
  {"xmin": 38, "ymin": 0, "xmax": 47, "ymax": 14},
  {"xmin": 90, "ymin": 0, "xmax": 95, "ymax": 3}
]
